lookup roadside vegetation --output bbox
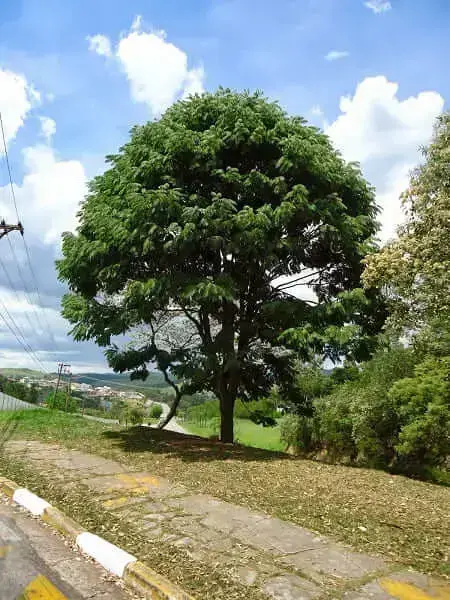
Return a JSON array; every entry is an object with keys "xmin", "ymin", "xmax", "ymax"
[
  {"xmin": 0, "ymin": 374, "xmax": 39, "ymax": 405},
  {"xmin": 0, "ymin": 408, "xmax": 448, "ymax": 578},
  {"xmin": 1, "ymin": 96, "xmax": 449, "ymax": 585}
]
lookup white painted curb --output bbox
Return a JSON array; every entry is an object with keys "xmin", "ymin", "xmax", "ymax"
[
  {"xmin": 76, "ymin": 531, "xmax": 137, "ymax": 577},
  {"xmin": 12, "ymin": 488, "xmax": 51, "ymax": 516}
]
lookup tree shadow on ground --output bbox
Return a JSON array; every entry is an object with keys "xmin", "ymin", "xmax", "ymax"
[{"xmin": 102, "ymin": 425, "xmax": 290, "ymax": 463}]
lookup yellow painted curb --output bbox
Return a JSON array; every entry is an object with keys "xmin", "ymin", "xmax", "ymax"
[
  {"xmin": 1, "ymin": 473, "xmax": 197, "ymax": 600},
  {"xmin": 124, "ymin": 561, "xmax": 196, "ymax": 600},
  {"xmin": 0, "ymin": 476, "xmax": 20, "ymax": 497},
  {"xmin": 42, "ymin": 506, "xmax": 84, "ymax": 540}
]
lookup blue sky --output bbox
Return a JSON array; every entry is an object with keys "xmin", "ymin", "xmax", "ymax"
[{"xmin": 0, "ymin": 0, "xmax": 447, "ymax": 372}]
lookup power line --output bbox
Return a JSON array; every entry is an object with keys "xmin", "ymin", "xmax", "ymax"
[
  {"xmin": 0, "ymin": 296, "xmax": 49, "ymax": 372},
  {"xmin": 0, "ymin": 111, "xmax": 20, "ymax": 221},
  {"xmin": 0, "ymin": 110, "xmax": 57, "ymax": 349},
  {"xmin": 22, "ymin": 236, "xmax": 57, "ymax": 348},
  {"xmin": 0, "ymin": 254, "xmax": 40, "ymax": 336},
  {"xmin": 6, "ymin": 236, "xmax": 46, "ymax": 335},
  {"xmin": 0, "ymin": 302, "xmax": 48, "ymax": 373}
]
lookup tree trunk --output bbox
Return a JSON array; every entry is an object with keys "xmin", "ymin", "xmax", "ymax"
[{"xmin": 219, "ymin": 391, "xmax": 236, "ymax": 443}]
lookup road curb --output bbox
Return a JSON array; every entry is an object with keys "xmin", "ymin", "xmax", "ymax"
[
  {"xmin": 42, "ymin": 506, "xmax": 84, "ymax": 540},
  {"xmin": 0, "ymin": 476, "xmax": 20, "ymax": 497},
  {"xmin": 124, "ymin": 561, "xmax": 196, "ymax": 600},
  {"xmin": 0, "ymin": 477, "xmax": 196, "ymax": 600}
]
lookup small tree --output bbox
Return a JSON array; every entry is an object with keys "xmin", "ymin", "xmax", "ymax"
[
  {"xmin": 46, "ymin": 391, "xmax": 78, "ymax": 413},
  {"xmin": 121, "ymin": 406, "xmax": 144, "ymax": 427},
  {"xmin": 58, "ymin": 90, "xmax": 382, "ymax": 442},
  {"xmin": 110, "ymin": 399, "xmax": 126, "ymax": 419},
  {"xmin": 149, "ymin": 403, "xmax": 163, "ymax": 420}
]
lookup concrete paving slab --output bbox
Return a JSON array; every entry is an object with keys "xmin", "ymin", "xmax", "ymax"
[
  {"xmin": 263, "ymin": 574, "xmax": 321, "ymax": 600},
  {"xmin": 169, "ymin": 516, "xmax": 235, "ymax": 552},
  {"xmin": 53, "ymin": 452, "xmax": 126, "ymax": 475},
  {"xmin": 169, "ymin": 494, "xmax": 268, "ymax": 535},
  {"xmin": 7, "ymin": 439, "xmax": 445, "ymax": 600},
  {"xmin": 235, "ymin": 516, "xmax": 327, "ymax": 555},
  {"xmin": 344, "ymin": 571, "xmax": 450, "ymax": 599},
  {"xmin": 232, "ymin": 565, "xmax": 259, "ymax": 586},
  {"xmin": 280, "ymin": 543, "xmax": 386, "ymax": 582},
  {"xmin": 84, "ymin": 472, "xmax": 187, "ymax": 499}
]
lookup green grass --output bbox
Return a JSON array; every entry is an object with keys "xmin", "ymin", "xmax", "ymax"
[
  {"xmin": 0, "ymin": 409, "xmax": 449, "ymax": 580},
  {"xmin": 184, "ymin": 418, "xmax": 285, "ymax": 452},
  {"xmin": 0, "ymin": 409, "xmax": 118, "ymax": 444}
]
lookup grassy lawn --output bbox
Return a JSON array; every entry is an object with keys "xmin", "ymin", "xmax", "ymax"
[
  {"xmin": 0, "ymin": 409, "xmax": 448, "ymax": 581},
  {"xmin": 183, "ymin": 418, "xmax": 285, "ymax": 452}
]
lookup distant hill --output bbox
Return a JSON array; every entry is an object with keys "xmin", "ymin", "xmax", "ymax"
[
  {"xmin": 0, "ymin": 367, "xmax": 168, "ymax": 391},
  {"xmin": 0, "ymin": 368, "xmax": 46, "ymax": 378},
  {"xmin": 73, "ymin": 371, "xmax": 168, "ymax": 390}
]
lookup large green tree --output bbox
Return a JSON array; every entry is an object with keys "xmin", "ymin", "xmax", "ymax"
[
  {"xmin": 58, "ymin": 90, "xmax": 381, "ymax": 442},
  {"xmin": 364, "ymin": 113, "xmax": 450, "ymax": 352}
]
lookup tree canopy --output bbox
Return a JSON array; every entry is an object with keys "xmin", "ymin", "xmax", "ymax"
[
  {"xmin": 58, "ymin": 90, "xmax": 382, "ymax": 442},
  {"xmin": 364, "ymin": 112, "xmax": 450, "ymax": 351}
]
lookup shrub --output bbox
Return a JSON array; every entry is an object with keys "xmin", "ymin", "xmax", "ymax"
[
  {"xmin": 312, "ymin": 347, "xmax": 417, "ymax": 465},
  {"xmin": 234, "ymin": 397, "xmax": 278, "ymax": 425},
  {"xmin": 389, "ymin": 357, "xmax": 450, "ymax": 471},
  {"xmin": 315, "ymin": 392, "xmax": 356, "ymax": 459},
  {"xmin": 110, "ymin": 399, "xmax": 126, "ymax": 419},
  {"xmin": 149, "ymin": 403, "xmax": 163, "ymax": 419},
  {"xmin": 121, "ymin": 406, "xmax": 145, "ymax": 426},
  {"xmin": 185, "ymin": 400, "xmax": 220, "ymax": 425},
  {"xmin": 0, "ymin": 376, "xmax": 40, "ymax": 405},
  {"xmin": 279, "ymin": 414, "xmax": 315, "ymax": 453},
  {"xmin": 46, "ymin": 391, "xmax": 78, "ymax": 413},
  {"xmin": 129, "ymin": 407, "xmax": 144, "ymax": 425}
]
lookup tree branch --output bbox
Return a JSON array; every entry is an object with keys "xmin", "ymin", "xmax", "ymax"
[
  {"xmin": 157, "ymin": 370, "xmax": 183, "ymax": 429},
  {"xmin": 273, "ymin": 268, "xmax": 329, "ymax": 290}
]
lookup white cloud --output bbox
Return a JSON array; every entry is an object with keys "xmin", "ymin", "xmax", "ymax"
[
  {"xmin": 87, "ymin": 34, "xmax": 112, "ymax": 57},
  {"xmin": 326, "ymin": 76, "xmax": 444, "ymax": 241},
  {"xmin": 0, "ymin": 145, "xmax": 87, "ymax": 244},
  {"xmin": 39, "ymin": 116, "xmax": 56, "ymax": 141},
  {"xmin": 310, "ymin": 105, "xmax": 323, "ymax": 117},
  {"xmin": 365, "ymin": 0, "xmax": 392, "ymax": 13},
  {"xmin": 88, "ymin": 17, "xmax": 205, "ymax": 115},
  {"xmin": 325, "ymin": 50, "xmax": 349, "ymax": 61},
  {"xmin": 0, "ymin": 68, "xmax": 38, "ymax": 150},
  {"xmin": 182, "ymin": 66, "xmax": 206, "ymax": 99}
]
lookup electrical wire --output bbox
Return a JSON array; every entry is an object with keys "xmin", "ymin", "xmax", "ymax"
[
  {"xmin": 6, "ymin": 236, "xmax": 46, "ymax": 334},
  {"xmin": 0, "ymin": 110, "xmax": 57, "ymax": 349},
  {"xmin": 0, "ymin": 302, "xmax": 49, "ymax": 373},
  {"xmin": 0, "ymin": 254, "xmax": 38, "ymax": 336}
]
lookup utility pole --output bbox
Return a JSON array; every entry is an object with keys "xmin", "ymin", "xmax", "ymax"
[
  {"xmin": 54, "ymin": 362, "xmax": 70, "ymax": 406},
  {"xmin": 0, "ymin": 220, "xmax": 24, "ymax": 240},
  {"xmin": 65, "ymin": 367, "xmax": 72, "ymax": 412}
]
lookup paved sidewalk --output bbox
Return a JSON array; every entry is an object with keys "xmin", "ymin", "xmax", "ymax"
[{"xmin": 2, "ymin": 440, "xmax": 448, "ymax": 600}]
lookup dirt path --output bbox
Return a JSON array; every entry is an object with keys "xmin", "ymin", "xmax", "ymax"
[{"xmin": 2, "ymin": 439, "xmax": 448, "ymax": 600}]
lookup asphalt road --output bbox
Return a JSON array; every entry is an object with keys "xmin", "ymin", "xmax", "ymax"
[
  {"xmin": 80, "ymin": 403, "xmax": 187, "ymax": 433},
  {"xmin": 156, "ymin": 403, "xmax": 187, "ymax": 434},
  {"xmin": 0, "ymin": 498, "xmax": 133, "ymax": 600}
]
